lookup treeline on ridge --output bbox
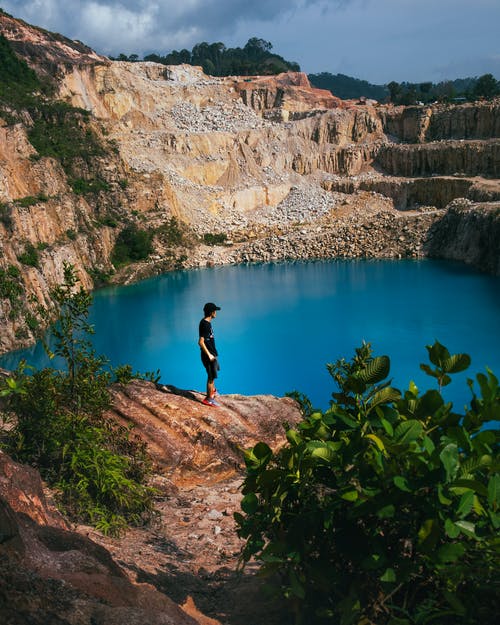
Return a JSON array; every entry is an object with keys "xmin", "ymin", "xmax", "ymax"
[
  {"xmin": 113, "ymin": 37, "xmax": 300, "ymax": 77},
  {"xmin": 309, "ymin": 72, "xmax": 500, "ymax": 103}
]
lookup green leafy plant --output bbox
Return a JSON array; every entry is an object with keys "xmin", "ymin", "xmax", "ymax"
[
  {"xmin": 0, "ymin": 264, "xmax": 24, "ymax": 320},
  {"xmin": 0, "ymin": 202, "xmax": 13, "ymax": 230},
  {"xmin": 236, "ymin": 342, "xmax": 499, "ymax": 625},
  {"xmin": 113, "ymin": 364, "xmax": 161, "ymax": 385},
  {"xmin": 0, "ymin": 263, "xmax": 155, "ymax": 535},
  {"xmin": 111, "ymin": 223, "xmax": 153, "ymax": 266},
  {"xmin": 17, "ymin": 243, "xmax": 39, "ymax": 268},
  {"xmin": 71, "ymin": 177, "xmax": 110, "ymax": 195},
  {"xmin": 203, "ymin": 232, "xmax": 228, "ymax": 246}
]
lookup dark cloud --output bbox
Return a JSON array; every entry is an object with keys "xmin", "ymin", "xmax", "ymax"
[
  {"xmin": 1, "ymin": 1, "xmax": 499, "ymax": 81},
  {"xmin": 1, "ymin": 1, "xmax": 335, "ymax": 55}
]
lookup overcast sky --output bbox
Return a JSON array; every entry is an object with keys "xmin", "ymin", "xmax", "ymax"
[{"xmin": 2, "ymin": 0, "xmax": 500, "ymax": 84}]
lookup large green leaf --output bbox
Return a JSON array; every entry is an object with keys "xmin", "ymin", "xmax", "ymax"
[
  {"xmin": 380, "ymin": 567, "xmax": 396, "ymax": 582},
  {"xmin": 444, "ymin": 518, "xmax": 460, "ymax": 538},
  {"xmin": 306, "ymin": 441, "xmax": 335, "ymax": 463},
  {"xmin": 438, "ymin": 542, "xmax": 465, "ymax": 563},
  {"xmin": 241, "ymin": 492, "xmax": 259, "ymax": 514},
  {"xmin": 454, "ymin": 520, "xmax": 476, "ymax": 537},
  {"xmin": 456, "ymin": 490, "xmax": 474, "ymax": 517},
  {"xmin": 488, "ymin": 473, "xmax": 500, "ymax": 509},
  {"xmin": 452, "ymin": 478, "xmax": 488, "ymax": 497},
  {"xmin": 358, "ymin": 355, "xmax": 390, "ymax": 385},
  {"xmin": 442, "ymin": 353, "xmax": 471, "ymax": 374},
  {"xmin": 286, "ymin": 429, "xmax": 302, "ymax": 446},
  {"xmin": 367, "ymin": 386, "xmax": 401, "ymax": 411},
  {"xmin": 244, "ymin": 442, "xmax": 272, "ymax": 470},
  {"xmin": 394, "ymin": 476, "xmax": 412, "ymax": 492},
  {"xmin": 394, "ymin": 419, "xmax": 423, "ymax": 444},
  {"xmin": 427, "ymin": 341, "xmax": 451, "ymax": 366},
  {"xmin": 440, "ymin": 444, "xmax": 459, "ymax": 482}
]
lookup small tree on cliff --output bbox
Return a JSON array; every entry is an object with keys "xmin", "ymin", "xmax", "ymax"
[{"xmin": 0, "ymin": 263, "xmax": 155, "ymax": 535}]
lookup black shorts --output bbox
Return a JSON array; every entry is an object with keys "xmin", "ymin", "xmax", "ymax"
[{"xmin": 201, "ymin": 354, "xmax": 219, "ymax": 380}]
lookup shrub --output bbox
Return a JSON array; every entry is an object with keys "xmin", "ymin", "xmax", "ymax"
[
  {"xmin": 203, "ymin": 232, "xmax": 227, "ymax": 246},
  {"xmin": 15, "ymin": 195, "xmax": 48, "ymax": 208},
  {"xmin": 0, "ymin": 263, "xmax": 155, "ymax": 535},
  {"xmin": 27, "ymin": 103, "xmax": 102, "ymax": 174},
  {"xmin": 71, "ymin": 177, "xmax": 110, "ymax": 195},
  {"xmin": 236, "ymin": 342, "xmax": 499, "ymax": 625},
  {"xmin": 97, "ymin": 214, "xmax": 118, "ymax": 228},
  {"xmin": 156, "ymin": 216, "xmax": 188, "ymax": 247},
  {"xmin": 111, "ymin": 224, "xmax": 153, "ymax": 266},
  {"xmin": 0, "ymin": 265, "xmax": 23, "ymax": 312},
  {"xmin": 0, "ymin": 203, "xmax": 13, "ymax": 231},
  {"xmin": 17, "ymin": 243, "xmax": 39, "ymax": 268},
  {"xmin": 0, "ymin": 33, "xmax": 46, "ymax": 113}
]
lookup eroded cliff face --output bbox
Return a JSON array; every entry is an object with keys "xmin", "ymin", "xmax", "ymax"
[
  {"xmin": 0, "ymin": 386, "xmax": 302, "ymax": 625},
  {"xmin": 1, "ymin": 14, "xmax": 499, "ymax": 355}
]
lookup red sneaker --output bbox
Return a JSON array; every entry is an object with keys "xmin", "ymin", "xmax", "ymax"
[{"xmin": 202, "ymin": 397, "xmax": 220, "ymax": 407}]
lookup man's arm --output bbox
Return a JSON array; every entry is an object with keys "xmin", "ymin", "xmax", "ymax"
[{"xmin": 198, "ymin": 336, "xmax": 215, "ymax": 360}]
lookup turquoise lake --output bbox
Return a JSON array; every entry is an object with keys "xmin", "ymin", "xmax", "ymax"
[{"xmin": 1, "ymin": 259, "xmax": 499, "ymax": 411}]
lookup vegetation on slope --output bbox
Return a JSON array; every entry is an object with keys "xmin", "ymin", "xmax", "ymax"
[
  {"xmin": 236, "ymin": 342, "xmax": 499, "ymax": 624},
  {"xmin": 0, "ymin": 264, "xmax": 158, "ymax": 535}
]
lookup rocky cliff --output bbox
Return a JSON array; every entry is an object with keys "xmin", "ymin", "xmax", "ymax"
[
  {"xmin": 0, "ymin": 12, "xmax": 499, "ymax": 356},
  {"xmin": 0, "ymin": 384, "xmax": 302, "ymax": 625}
]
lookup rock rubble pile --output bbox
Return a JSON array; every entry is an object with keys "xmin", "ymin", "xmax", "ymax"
[{"xmin": 171, "ymin": 100, "xmax": 274, "ymax": 133}]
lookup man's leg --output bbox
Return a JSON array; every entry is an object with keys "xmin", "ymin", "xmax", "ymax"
[{"xmin": 206, "ymin": 377, "xmax": 215, "ymax": 400}]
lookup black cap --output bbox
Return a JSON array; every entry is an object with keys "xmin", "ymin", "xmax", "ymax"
[{"xmin": 203, "ymin": 302, "xmax": 221, "ymax": 315}]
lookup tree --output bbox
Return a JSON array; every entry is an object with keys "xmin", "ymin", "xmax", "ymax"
[
  {"xmin": 387, "ymin": 80, "xmax": 401, "ymax": 103},
  {"xmin": 474, "ymin": 73, "xmax": 500, "ymax": 99},
  {"xmin": 0, "ymin": 263, "xmax": 156, "ymax": 535}
]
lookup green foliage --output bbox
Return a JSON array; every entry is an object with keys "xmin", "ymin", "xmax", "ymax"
[
  {"xmin": 154, "ymin": 217, "xmax": 194, "ymax": 251},
  {"xmin": 97, "ymin": 214, "xmax": 119, "ymax": 228},
  {"xmin": 111, "ymin": 223, "xmax": 154, "ymax": 266},
  {"xmin": 27, "ymin": 102, "xmax": 103, "ymax": 174},
  {"xmin": 0, "ymin": 34, "xmax": 45, "ymax": 112},
  {"xmin": 0, "ymin": 263, "xmax": 155, "ymax": 535},
  {"xmin": 236, "ymin": 341, "xmax": 499, "ymax": 625},
  {"xmin": 135, "ymin": 37, "xmax": 300, "ymax": 76},
  {"xmin": 203, "ymin": 232, "xmax": 228, "ymax": 246},
  {"xmin": 71, "ymin": 177, "xmax": 110, "ymax": 195},
  {"xmin": 473, "ymin": 73, "xmax": 500, "ymax": 99},
  {"xmin": 384, "ymin": 77, "xmax": 493, "ymax": 105},
  {"xmin": 113, "ymin": 364, "xmax": 161, "ymax": 385},
  {"xmin": 14, "ymin": 194, "xmax": 48, "ymax": 208},
  {"xmin": 309, "ymin": 72, "xmax": 389, "ymax": 101},
  {"xmin": 0, "ymin": 202, "xmax": 13, "ymax": 230},
  {"xmin": 17, "ymin": 242, "xmax": 39, "ymax": 268},
  {"xmin": 88, "ymin": 266, "xmax": 113, "ymax": 288},
  {"xmin": 0, "ymin": 264, "xmax": 24, "ymax": 319}
]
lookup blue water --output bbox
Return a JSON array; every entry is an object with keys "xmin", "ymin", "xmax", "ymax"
[{"xmin": 1, "ymin": 259, "xmax": 499, "ymax": 412}]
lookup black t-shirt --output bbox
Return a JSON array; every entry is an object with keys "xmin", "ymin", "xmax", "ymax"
[{"xmin": 199, "ymin": 318, "xmax": 218, "ymax": 357}]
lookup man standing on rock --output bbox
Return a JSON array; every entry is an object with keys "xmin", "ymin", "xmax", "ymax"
[{"xmin": 198, "ymin": 302, "xmax": 221, "ymax": 407}]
